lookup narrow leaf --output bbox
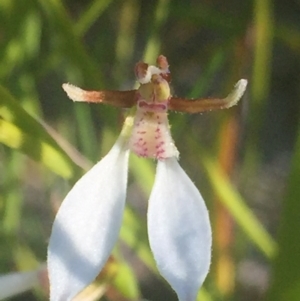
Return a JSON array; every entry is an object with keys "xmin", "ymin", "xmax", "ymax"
[{"xmin": 266, "ymin": 127, "xmax": 300, "ymax": 301}]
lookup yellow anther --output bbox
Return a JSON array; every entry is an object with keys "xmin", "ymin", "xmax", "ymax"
[{"xmin": 152, "ymin": 74, "xmax": 171, "ymax": 102}]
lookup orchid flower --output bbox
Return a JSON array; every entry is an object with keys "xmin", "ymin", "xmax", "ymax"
[{"xmin": 48, "ymin": 55, "xmax": 247, "ymax": 301}]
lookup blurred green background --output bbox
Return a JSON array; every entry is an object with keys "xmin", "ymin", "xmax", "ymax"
[{"xmin": 1, "ymin": 0, "xmax": 300, "ymax": 300}]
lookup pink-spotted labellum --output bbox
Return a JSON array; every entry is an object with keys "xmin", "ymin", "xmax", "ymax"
[{"xmin": 48, "ymin": 55, "xmax": 247, "ymax": 301}]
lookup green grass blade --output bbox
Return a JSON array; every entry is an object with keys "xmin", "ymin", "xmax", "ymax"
[
  {"xmin": 112, "ymin": 259, "xmax": 141, "ymax": 299},
  {"xmin": 0, "ymin": 85, "xmax": 78, "ymax": 178},
  {"xmin": 75, "ymin": 0, "xmax": 114, "ymax": 37},
  {"xmin": 120, "ymin": 206, "xmax": 156, "ymax": 271},
  {"xmin": 202, "ymin": 153, "xmax": 276, "ymax": 258},
  {"xmin": 37, "ymin": 0, "xmax": 103, "ymax": 86},
  {"xmin": 0, "ymin": 119, "xmax": 73, "ymax": 179},
  {"xmin": 186, "ymin": 133, "xmax": 276, "ymax": 259},
  {"xmin": 143, "ymin": 0, "xmax": 171, "ymax": 63},
  {"xmin": 266, "ymin": 127, "xmax": 300, "ymax": 301}
]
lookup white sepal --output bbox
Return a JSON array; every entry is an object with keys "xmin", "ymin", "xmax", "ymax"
[
  {"xmin": 48, "ymin": 136, "xmax": 129, "ymax": 301},
  {"xmin": 148, "ymin": 157, "xmax": 212, "ymax": 301},
  {"xmin": 0, "ymin": 267, "xmax": 43, "ymax": 300}
]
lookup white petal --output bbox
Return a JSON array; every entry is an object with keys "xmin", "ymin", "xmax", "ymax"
[
  {"xmin": 148, "ymin": 158, "xmax": 212, "ymax": 301},
  {"xmin": 48, "ymin": 137, "xmax": 129, "ymax": 301},
  {"xmin": 0, "ymin": 266, "xmax": 44, "ymax": 300}
]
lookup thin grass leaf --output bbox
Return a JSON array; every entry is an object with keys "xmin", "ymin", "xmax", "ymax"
[
  {"xmin": 0, "ymin": 119, "xmax": 74, "ymax": 179},
  {"xmin": 197, "ymin": 289, "xmax": 213, "ymax": 301},
  {"xmin": 185, "ymin": 130, "xmax": 276, "ymax": 258},
  {"xmin": 75, "ymin": 0, "xmax": 114, "ymax": 37},
  {"xmin": 113, "ymin": 0, "xmax": 140, "ymax": 81},
  {"xmin": 111, "ymin": 259, "xmax": 140, "ymax": 299},
  {"xmin": 199, "ymin": 148, "xmax": 276, "ymax": 258},
  {"xmin": 252, "ymin": 0, "xmax": 274, "ymax": 105},
  {"xmin": 2, "ymin": 178, "xmax": 22, "ymax": 234},
  {"xmin": 188, "ymin": 49, "xmax": 226, "ymax": 99},
  {"xmin": 266, "ymin": 127, "xmax": 300, "ymax": 301},
  {"xmin": 37, "ymin": 0, "xmax": 103, "ymax": 86},
  {"xmin": 242, "ymin": 0, "xmax": 274, "ymax": 175},
  {"xmin": 0, "ymin": 85, "xmax": 80, "ymax": 178},
  {"xmin": 143, "ymin": 0, "xmax": 171, "ymax": 63},
  {"xmin": 120, "ymin": 207, "xmax": 155, "ymax": 271}
]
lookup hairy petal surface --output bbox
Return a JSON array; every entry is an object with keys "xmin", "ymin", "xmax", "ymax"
[
  {"xmin": 148, "ymin": 157, "xmax": 212, "ymax": 301},
  {"xmin": 48, "ymin": 137, "xmax": 129, "ymax": 301}
]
